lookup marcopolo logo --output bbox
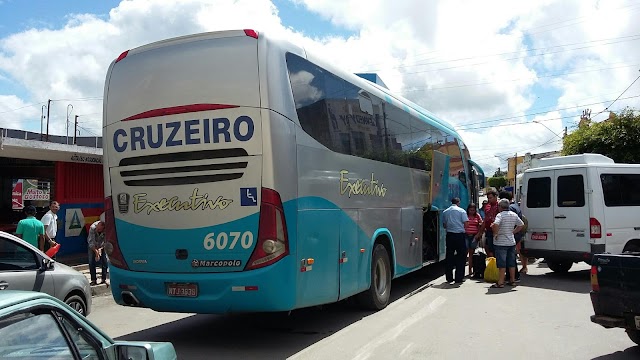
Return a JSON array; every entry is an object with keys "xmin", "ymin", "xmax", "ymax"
[
  {"xmin": 113, "ymin": 116, "xmax": 255, "ymax": 153},
  {"xmin": 191, "ymin": 259, "xmax": 242, "ymax": 268}
]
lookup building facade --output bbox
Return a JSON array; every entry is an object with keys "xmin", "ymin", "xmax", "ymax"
[{"xmin": 0, "ymin": 128, "xmax": 103, "ymax": 256}]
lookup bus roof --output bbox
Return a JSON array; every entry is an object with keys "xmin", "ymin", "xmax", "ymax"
[{"xmin": 113, "ymin": 29, "xmax": 464, "ymax": 144}]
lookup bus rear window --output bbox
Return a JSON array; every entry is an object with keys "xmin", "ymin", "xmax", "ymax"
[{"xmin": 600, "ymin": 174, "xmax": 640, "ymax": 206}]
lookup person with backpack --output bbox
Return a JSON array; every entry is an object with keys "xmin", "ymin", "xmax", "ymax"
[{"xmin": 500, "ymin": 191, "xmax": 528, "ymax": 280}]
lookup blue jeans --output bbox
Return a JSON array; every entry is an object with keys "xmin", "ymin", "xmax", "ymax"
[
  {"xmin": 494, "ymin": 245, "xmax": 517, "ymax": 269},
  {"xmin": 89, "ymin": 250, "xmax": 107, "ymax": 282},
  {"xmin": 465, "ymin": 234, "xmax": 478, "ymax": 250}
]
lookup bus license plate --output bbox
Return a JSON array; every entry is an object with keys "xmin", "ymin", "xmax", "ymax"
[{"xmin": 166, "ymin": 283, "xmax": 198, "ymax": 298}]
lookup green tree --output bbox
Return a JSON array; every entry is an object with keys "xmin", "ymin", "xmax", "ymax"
[
  {"xmin": 487, "ymin": 176, "xmax": 507, "ymax": 188},
  {"xmin": 493, "ymin": 168, "xmax": 507, "ymax": 177},
  {"xmin": 562, "ymin": 108, "xmax": 640, "ymax": 163}
]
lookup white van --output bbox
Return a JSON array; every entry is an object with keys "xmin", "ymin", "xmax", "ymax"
[{"xmin": 521, "ymin": 153, "xmax": 640, "ymax": 272}]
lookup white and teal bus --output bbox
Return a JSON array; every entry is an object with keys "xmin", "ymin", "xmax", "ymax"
[{"xmin": 102, "ymin": 29, "xmax": 485, "ymax": 313}]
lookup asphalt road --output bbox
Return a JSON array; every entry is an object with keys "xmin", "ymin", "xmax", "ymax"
[{"xmin": 88, "ymin": 261, "xmax": 640, "ymax": 359}]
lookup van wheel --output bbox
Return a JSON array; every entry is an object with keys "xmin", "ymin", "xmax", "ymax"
[
  {"xmin": 627, "ymin": 329, "xmax": 640, "ymax": 345},
  {"xmin": 623, "ymin": 242, "xmax": 640, "ymax": 253},
  {"xmin": 357, "ymin": 244, "xmax": 392, "ymax": 311},
  {"xmin": 547, "ymin": 260, "xmax": 572, "ymax": 273}
]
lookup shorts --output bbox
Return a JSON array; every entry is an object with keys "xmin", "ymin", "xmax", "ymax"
[
  {"xmin": 465, "ymin": 234, "xmax": 478, "ymax": 250},
  {"xmin": 485, "ymin": 230, "xmax": 494, "ymax": 253},
  {"xmin": 494, "ymin": 245, "xmax": 517, "ymax": 269}
]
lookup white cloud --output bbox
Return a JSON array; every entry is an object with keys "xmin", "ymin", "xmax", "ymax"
[{"xmin": 0, "ymin": 0, "xmax": 638, "ymax": 175}]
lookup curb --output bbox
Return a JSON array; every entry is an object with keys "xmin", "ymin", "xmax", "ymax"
[
  {"xmin": 72, "ymin": 264, "xmax": 111, "ymax": 297},
  {"xmin": 72, "ymin": 264, "xmax": 89, "ymax": 272},
  {"xmin": 91, "ymin": 283, "xmax": 112, "ymax": 297}
]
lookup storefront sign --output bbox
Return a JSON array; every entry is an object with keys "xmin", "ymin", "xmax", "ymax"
[
  {"xmin": 11, "ymin": 180, "xmax": 23, "ymax": 210},
  {"xmin": 11, "ymin": 179, "xmax": 50, "ymax": 209}
]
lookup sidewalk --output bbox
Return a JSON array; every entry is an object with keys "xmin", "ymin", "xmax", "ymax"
[{"xmin": 56, "ymin": 253, "xmax": 111, "ymax": 297}]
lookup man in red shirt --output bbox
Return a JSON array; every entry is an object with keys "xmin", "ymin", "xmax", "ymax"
[{"xmin": 476, "ymin": 189, "xmax": 499, "ymax": 257}]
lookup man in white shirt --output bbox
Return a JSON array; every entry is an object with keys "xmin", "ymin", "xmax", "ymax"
[
  {"xmin": 442, "ymin": 197, "xmax": 469, "ymax": 284},
  {"xmin": 490, "ymin": 199, "xmax": 524, "ymax": 288},
  {"xmin": 40, "ymin": 200, "xmax": 59, "ymax": 252}
]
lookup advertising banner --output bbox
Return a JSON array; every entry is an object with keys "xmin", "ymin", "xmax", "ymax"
[
  {"xmin": 11, "ymin": 179, "xmax": 50, "ymax": 210},
  {"xmin": 11, "ymin": 179, "xmax": 23, "ymax": 210}
]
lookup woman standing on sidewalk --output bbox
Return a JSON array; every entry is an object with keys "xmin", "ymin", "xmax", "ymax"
[{"xmin": 465, "ymin": 203, "xmax": 483, "ymax": 276}]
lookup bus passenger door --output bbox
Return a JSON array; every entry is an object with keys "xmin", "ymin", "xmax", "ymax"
[{"xmin": 338, "ymin": 210, "xmax": 359, "ymax": 300}]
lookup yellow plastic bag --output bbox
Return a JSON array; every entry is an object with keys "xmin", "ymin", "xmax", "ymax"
[{"xmin": 484, "ymin": 257, "xmax": 499, "ymax": 283}]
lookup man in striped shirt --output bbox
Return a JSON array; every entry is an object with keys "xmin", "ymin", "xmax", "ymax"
[{"xmin": 490, "ymin": 199, "xmax": 524, "ymax": 288}]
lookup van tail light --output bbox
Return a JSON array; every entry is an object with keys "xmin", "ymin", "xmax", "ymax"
[
  {"xmin": 104, "ymin": 196, "xmax": 129, "ymax": 270},
  {"xmin": 245, "ymin": 188, "xmax": 289, "ymax": 270},
  {"xmin": 590, "ymin": 265, "xmax": 600, "ymax": 292},
  {"xmin": 590, "ymin": 218, "xmax": 602, "ymax": 239}
]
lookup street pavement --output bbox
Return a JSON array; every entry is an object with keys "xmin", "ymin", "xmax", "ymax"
[{"xmin": 88, "ymin": 261, "xmax": 640, "ymax": 359}]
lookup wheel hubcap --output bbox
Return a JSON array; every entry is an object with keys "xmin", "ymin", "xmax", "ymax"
[
  {"xmin": 69, "ymin": 301, "xmax": 84, "ymax": 315},
  {"xmin": 375, "ymin": 257, "xmax": 388, "ymax": 297}
]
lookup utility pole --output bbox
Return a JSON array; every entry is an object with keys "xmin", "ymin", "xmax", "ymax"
[
  {"xmin": 45, "ymin": 99, "xmax": 51, "ymax": 141},
  {"xmin": 66, "ymin": 104, "xmax": 73, "ymax": 144},
  {"xmin": 74, "ymin": 115, "xmax": 78, "ymax": 145}
]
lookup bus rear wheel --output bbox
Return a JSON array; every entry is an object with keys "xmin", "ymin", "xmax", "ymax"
[{"xmin": 357, "ymin": 244, "xmax": 391, "ymax": 311}]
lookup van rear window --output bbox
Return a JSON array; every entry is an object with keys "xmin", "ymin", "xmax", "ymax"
[{"xmin": 601, "ymin": 174, "xmax": 640, "ymax": 207}]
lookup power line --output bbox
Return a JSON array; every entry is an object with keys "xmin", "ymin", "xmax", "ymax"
[
  {"xmin": 0, "ymin": 101, "xmax": 46, "ymax": 115},
  {"xmin": 455, "ymin": 94, "xmax": 640, "ymax": 129},
  {"xmin": 51, "ymin": 97, "xmax": 103, "ymax": 102},
  {"xmin": 403, "ymin": 62, "xmax": 639, "ymax": 93},
  {"xmin": 363, "ymin": 34, "xmax": 640, "ymax": 73},
  {"xmin": 589, "ymin": 70, "xmax": 640, "ymax": 119},
  {"xmin": 526, "ymin": 4, "xmax": 640, "ymax": 36},
  {"xmin": 523, "ymin": 2, "xmax": 640, "ymax": 33},
  {"xmin": 399, "ymin": 37, "xmax": 640, "ymax": 76}
]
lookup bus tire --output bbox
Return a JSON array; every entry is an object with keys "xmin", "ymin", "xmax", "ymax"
[
  {"xmin": 627, "ymin": 329, "xmax": 640, "ymax": 346},
  {"xmin": 547, "ymin": 260, "xmax": 572, "ymax": 273},
  {"xmin": 357, "ymin": 244, "xmax": 392, "ymax": 311}
]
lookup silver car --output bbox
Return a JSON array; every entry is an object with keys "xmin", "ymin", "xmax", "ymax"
[{"xmin": 0, "ymin": 231, "xmax": 92, "ymax": 315}]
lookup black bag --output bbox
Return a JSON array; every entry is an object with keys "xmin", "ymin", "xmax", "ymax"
[{"xmin": 473, "ymin": 251, "xmax": 487, "ymax": 279}]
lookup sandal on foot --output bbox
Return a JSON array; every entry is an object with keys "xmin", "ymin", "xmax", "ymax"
[
  {"xmin": 490, "ymin": 283, "xmax": 505, "ymax": 288},
  {"xmin": 508, "ymin": 282, "xmax": 517, "ymax": 286},
  {"xmin": 519, "ymin": 268, "xmax": 528, "ymax": 274}
]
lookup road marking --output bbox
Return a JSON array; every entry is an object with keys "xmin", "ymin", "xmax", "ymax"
[
  {"xmin": 352, "ymin": 296, "xmax": 446, "ymax": 360},
  {"xmin": 400, "ymin": 343, "xmax": 413, "ymax": 356}
]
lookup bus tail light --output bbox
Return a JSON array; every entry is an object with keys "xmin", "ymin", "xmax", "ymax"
[
  {"xmin": 104, "ymin": 196, "xmax": 129, "ymax": 270},
  {"xmin": 245, "ymin": 188, "xmax": 289, "ymax": 270},
  {"xmin": 590, "ymin": 218, "xmax": 602, "ymax": 239},
  {"xmin": 244, "ymin": 29, "xmax": 259, "ymax": 39},
  {"xmin": 590, "ymin": 265, "xmax": 600, "ymax": 292}
]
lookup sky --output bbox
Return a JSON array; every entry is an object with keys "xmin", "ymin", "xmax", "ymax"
[{"xmin": 1, "ymin": 0, "xmax": 639, "ymax": 175}]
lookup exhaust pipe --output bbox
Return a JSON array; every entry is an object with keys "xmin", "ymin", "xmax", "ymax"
[{"xmin": 121, "ymin": 291, "xmax": 140, "ymax": 306}]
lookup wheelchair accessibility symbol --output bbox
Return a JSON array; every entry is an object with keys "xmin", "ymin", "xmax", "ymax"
[{"xmin": 240, "ymin": 187, "xmax": 258, "ymax": 206}]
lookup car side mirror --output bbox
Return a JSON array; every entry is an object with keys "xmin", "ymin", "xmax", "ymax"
[
  {"xmin": 114, "ymin": 342, "xmax": 177, "ymax": 360},
  {"xmin": 39, "ymin": 258, "xmax": 54, "ymax": 272}
]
